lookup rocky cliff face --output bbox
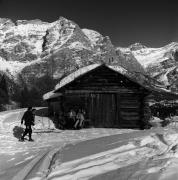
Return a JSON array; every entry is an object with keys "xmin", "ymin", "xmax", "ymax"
[{"xmin": 0, "ymin": 17, "xmax": 177, "ymax": 107}]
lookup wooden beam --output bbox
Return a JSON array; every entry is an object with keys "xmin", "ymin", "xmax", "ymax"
[
  {"xmin": 120, "ymin": 105, "xmax": 140, "ymax": 108},
  {"xmin": 64, "ymin": 90, "xmax": 141, "ymax": 94},
  {"xmin": 120, "ymin": 112, "xmax": 139, "ymax": 116}
]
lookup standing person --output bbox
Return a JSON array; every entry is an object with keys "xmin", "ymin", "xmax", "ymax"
[{"xmin": 20, "ymin": 107, "xmax": 35, "ymax": 141}]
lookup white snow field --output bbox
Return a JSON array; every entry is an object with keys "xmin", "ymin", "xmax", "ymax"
[{"xmin": 0, "ymin": 109, "xmax": 178, "ymax": 180}]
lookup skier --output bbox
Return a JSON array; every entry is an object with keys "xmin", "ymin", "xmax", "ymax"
[{"xmin": 20, "ymin": 107, "xmax": 36, "ymax": 141}]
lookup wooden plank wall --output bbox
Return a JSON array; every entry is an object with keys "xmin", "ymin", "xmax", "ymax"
[
  {"xmin": 88, "ymin": 93, "xmax": 142, "ymax": 128},
  {"xmin": 119, "ymin": 94, "xmax": 142, "ymax": 128},
  {"xmin": 89, "ymin": 93, "xmax": 116, "ymax": 127}
]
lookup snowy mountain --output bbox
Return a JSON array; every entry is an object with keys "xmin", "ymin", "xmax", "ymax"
[
  {"xmin": 0, "ymin": 17, "xmax": 144, "ymax": 76},
  {"xmin": 118, "ymin": 42, "xmax": 178, "ymax": 93},
  {"xmin": 0, "ymin": 17, "xmax": 177, "ymax": 108}
]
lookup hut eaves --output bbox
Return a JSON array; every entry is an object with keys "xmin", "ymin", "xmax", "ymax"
[{"xmin": 43, "ymin": 90, "xmax": 62, "ymax": 100}]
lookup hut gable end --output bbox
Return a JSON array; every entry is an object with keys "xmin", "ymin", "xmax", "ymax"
[{"xmin": 60, "ymin": 65, "xmax": 144, "ymax": 93}]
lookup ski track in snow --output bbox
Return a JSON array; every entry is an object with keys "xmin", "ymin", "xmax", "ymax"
[
  {"xmin": 46, "ymin": 133, "xmax": 178, "ymax": 180},
  {"xmin": 47, "ymin": 147, "xmax": 155, "ymax": 180}
]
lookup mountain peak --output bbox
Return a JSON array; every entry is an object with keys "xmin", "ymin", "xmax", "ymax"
[
  {"xmin": 58, "ymin": 16, "xmax": 70, "ymax": 22},
  {"xmin": 129, "ymin": 43, "xmax": 147, "ymax": 51}
]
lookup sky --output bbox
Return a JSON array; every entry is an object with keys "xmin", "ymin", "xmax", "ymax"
[{"xmin": 0, "ymin": 0, "xmax": 178, "ymax": 47}]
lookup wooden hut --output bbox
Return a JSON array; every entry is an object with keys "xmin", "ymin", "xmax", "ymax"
[{"xmin": 43, "ymin": 63, "xmax": 177, "ymax": 129}]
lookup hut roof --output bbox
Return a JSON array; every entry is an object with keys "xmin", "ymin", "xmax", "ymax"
[
  {"xmin": 54, "ymin": 64, "xmax": 172, "ymax": 92},
  {"xmin": 44, "ymin": 63, "xmax": 178, "ymax": 100}
]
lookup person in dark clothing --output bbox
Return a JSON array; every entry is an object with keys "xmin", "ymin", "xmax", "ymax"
[{"xmin": 20, "ymin": 107, "xmax": 35, "ymax": 141}]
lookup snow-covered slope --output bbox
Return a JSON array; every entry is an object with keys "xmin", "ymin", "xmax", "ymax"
[
  {"xmin": 132, "ymin": 42, "xmax": 178, "ymax": 68},
  {"xmin": 118, "ymin": 42, "xmax": 178, "ymax": 92}
]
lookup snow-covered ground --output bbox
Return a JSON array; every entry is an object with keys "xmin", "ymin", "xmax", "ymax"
[
  {"xmin": 46, "ymin": 132, "xmax": 178, "ymax": 180},
  {"xmin": 0, "ymin": 109, "xmax": 138, "ymax": 179},
  {"xmin": 0, "ymin": 109, "xmax": 135, "ymax": 155},
  {"xmin": 1, "ymin": 109, "xmax": 178, "ymax": 180}
]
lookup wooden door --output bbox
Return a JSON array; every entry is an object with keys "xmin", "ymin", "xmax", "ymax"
[{"xmin": 89, "ymin": 93, "xmax": 116, "ymax": 127}]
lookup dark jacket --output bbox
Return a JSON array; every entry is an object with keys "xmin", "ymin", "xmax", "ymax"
[{"xmin": 21, "ymin": 110, "xmax": 34, "ymax": 126}]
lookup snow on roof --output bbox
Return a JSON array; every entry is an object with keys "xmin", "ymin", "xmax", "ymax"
[
  {"xmin": 43, "ymin": 90, "xmax": 62, "ymax": 100},
  {"xmin": 54, "ymin": 63, "xmax": 101, "ymax": 91}
]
